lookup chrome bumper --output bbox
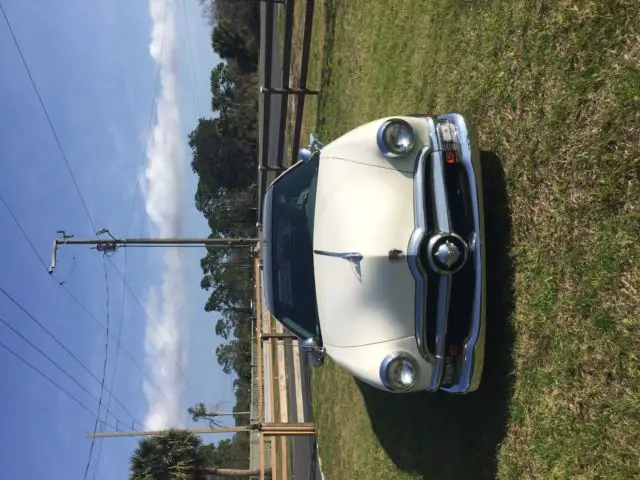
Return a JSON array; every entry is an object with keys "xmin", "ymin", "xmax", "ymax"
[{"xmin": 407, "ymin": 113, "xmax": 486, "ymax": 394}]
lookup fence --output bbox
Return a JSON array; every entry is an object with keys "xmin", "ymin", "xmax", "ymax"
[
  {"xmin": 257, "ymin": 0, "xmax": 317, "ymax": 221},
  {"xmin": 250, "ymin": 2, "xmax": 320, "ymax": 477},
  {"xmin": 249, "ymin": 311, "xmax": 271, "ymax": 473}
]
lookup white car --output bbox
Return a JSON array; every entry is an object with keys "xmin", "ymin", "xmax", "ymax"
[{"xmin": 261, "ymin": 113, "xmax": 486, "ymax": 394}]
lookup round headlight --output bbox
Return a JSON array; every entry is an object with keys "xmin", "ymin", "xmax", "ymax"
[
  {"xmin": 377, "ymin": 119, "xmax": 415, "ymax": 156},
  {"xmin": 380, "ymin": 353, "xmax": 418, "ymax": 392}
]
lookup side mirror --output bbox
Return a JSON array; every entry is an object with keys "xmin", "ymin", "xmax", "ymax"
[
  {"xmin": 299, "ymin": 147, "xmax": 311, "ymax": 163},
  {"xmin": 301, "ymin": 337, "xmax": 325, "ymax": 366}
]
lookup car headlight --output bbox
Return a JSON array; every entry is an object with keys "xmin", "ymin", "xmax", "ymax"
[
  {"xmin": 379, "ymin": 352, "xmax": 418, "ymax": 391},
  {"xmin": 377, "ymin": 119, "xmax": 415, "ymax": 157}
]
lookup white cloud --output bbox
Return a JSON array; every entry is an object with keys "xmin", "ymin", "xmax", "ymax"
[{"xmin": 142, "ymin": 0, "xmax": 188, "ymax": 430}]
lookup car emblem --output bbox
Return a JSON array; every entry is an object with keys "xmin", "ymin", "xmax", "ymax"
[{"xmin": 426, "ymin": 233, "xmax": 468, "ymax": 274}]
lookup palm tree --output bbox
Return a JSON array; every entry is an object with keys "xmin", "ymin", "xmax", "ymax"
[
  {"xmin": 129, "ymin": 428, "xmax": 269, "ymax": 479},
  {"xmin": 188, "ymin": 402, "xmax": 221, "ymax": 428},
  {"xmin": 188, "ymin": 402, "xmax": 250, "ymax": 428},
  {"xmin": 130, "ymin": 429, "xmax": 205, "ymax": 480}
]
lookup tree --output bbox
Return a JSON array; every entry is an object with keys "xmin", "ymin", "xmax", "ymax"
[
  {"xmin": 189, "ymin": 117, "xmax": 256, "ymax": 196},
  {"xmin": 129, "ymin": 429, "xmax": 206, "ymax": 480},
  {"xmin": 188, "ymin": 402, "xmax": 250, "ymax": 430},
  {"xmin": 189, "ymin": 402, "xmax": 222, "ymax": 427},
  {"xmin": 188, "ymin": 401, "xmax": 246, "ymax": 428},
  {"xmin": 211, "ymin": 20, "xmax": 258, "ymax": 72},
  {"xmin": 129, "ymin": 429, "xmax": 270, "ymax": 479},
  {"xmin": 186, "ymin": 0, "xmax": 263, "ymax": 472},
  {"xmin": 210, "ymin": 63, "xmax": 236, "ymax": 116}
]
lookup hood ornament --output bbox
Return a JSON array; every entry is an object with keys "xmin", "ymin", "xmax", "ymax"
[
  {"xmin": 313, "ymin": 249, "xmax": 363, "ymax": 282},
  {"xmin": 313, "ymin": 250, "xmax": 362, "ymax": 262}
]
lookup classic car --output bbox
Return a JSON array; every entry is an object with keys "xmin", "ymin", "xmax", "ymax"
[{"xmin": 261, "ymin": 113, "xmax": 486, "ymax": 394}]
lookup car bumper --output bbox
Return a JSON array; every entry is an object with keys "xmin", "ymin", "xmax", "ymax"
[{"xmin": 407, "ymin": 113, "xmax": 486, "ymax": 394}]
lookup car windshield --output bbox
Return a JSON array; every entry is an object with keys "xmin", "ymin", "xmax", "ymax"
[{"xmin": 267, "ymin": 160, "xmax": 320, "ymax": 340}]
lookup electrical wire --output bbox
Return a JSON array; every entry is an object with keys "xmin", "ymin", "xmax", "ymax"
[
  {"xmin": 0, "ymin": 285, "xmax": 142, "ymax": 426},
  {"xmin": 82, "ymin": 257, "xmax": 112, "ymax": 480},
  {"xmin": 0, "ymin": 189, "xmax": 173, "ymax": 405},
  {"xmin": 0, "ymin": 8, "xmax": 187, "ymax": 479},
  {"xmin": 180, "ymin": 0, "xmax": 202, "ymax": 118},
  {"xmin": 60, "ymin": 281, "xmax": 172, "ymax": 405},
  {"xmin": 2, "ymin": 4, "xmax": 196, "ymax": 472},
  {"xmin": 0, "ymin": 2, "xmax": 97, "ymax": 234},
  {"xmin": 0, "ymin": 7, "xmax": 136, "ymax": 456},
  {"xmin": 124, "ymin": 24, "xmax": 164, "ymax": 237},
  {"xmin": 128, "ymin": 0, "xmax": 169, "ymax": 240},
  {"xmin": 0, "ymin": 285, "xmax": 99, "ymax": 382},
  {"xmin": 0, "ymin": 382, "xmax": 106, "ymax": 427},
  {"xmin": 0, "ymin": 193, "xmax": 50, "ymax": 271},
  {"xmin": 91, "ymin": 250, "xmax": 137, "ymax": 480},
  {"xmin": 108, "ymin": 258, "xmax": 195, "ymax": 395},
  {"xmin": 99, "ymin": 0, "xmax": 169, "ymax": 443},
  {"xmin": 0, "ymin": 338, "xmax": 118, "ymax": 431},
  {"xmin": 121, "ymin": 244, "xmax": 210, "ymax": 248},
  {"xmin": 0, "ymin": 315, "xmax": 128, "ymax": 427}
]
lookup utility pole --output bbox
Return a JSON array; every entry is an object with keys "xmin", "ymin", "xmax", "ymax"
[
  {"xmin": 86, "ymin": 422, "xmax": 316, "ymax": 439},
  {"xmin": 48, "ymin": 229, "xmax": 260, "ymax": 273}
]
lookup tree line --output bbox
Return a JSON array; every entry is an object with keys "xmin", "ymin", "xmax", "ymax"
[{"xmin": 130, "ymin": 0, "xmax": 263, "ymax": 477}]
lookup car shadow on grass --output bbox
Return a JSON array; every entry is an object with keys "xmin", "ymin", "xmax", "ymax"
[{"xmin": 356, "ymin": 151, "xmax": 515, "ymax": 480}]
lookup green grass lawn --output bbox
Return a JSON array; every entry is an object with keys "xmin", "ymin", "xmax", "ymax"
[{"xmin": 299, "ymin": 1, "xmax": 640, "ymax": 479}]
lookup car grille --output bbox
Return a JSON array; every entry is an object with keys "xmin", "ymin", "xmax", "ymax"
[{"xmin": 419, "ymin": 122, "xmax": 475, "ymax": 355}]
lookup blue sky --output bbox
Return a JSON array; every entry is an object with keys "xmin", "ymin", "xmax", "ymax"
[{"xmin": 0, "ymin": 0, "xmax": 234, "ymax": 478}]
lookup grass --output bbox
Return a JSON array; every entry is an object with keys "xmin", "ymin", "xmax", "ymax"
[{"xmin": 291, "ymin": 0, "xmax": 640, "ymax": 478}]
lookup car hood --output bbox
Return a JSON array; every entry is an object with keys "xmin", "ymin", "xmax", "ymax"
[
  {"xmin": 319, "ymin": 116, "xmax": 430, "ymax": 173},
  {"xmin": 325, "ymin": 336, "xmax": 433, "ymax": 391},
  {"xmin": 313, "ymin": 155, "xmax": 417, "ymax": 348}
]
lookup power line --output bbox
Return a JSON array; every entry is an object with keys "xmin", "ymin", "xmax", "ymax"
[
  {"xmin": 82, "ymin": 258, "xmax": 112, "ymax": 480},
  {"xmin": 105, "ymin": 4, "xmax": 170, "ymax": 445},
  {"xmin": 0, "ymin": 285, "xmax": 143, "ymax": 426},
  {"xmin": 108, "ymin": 258, "xmax": 194, "ymax": 395},
  {"xmin": 0, "ymin": 337, "xmax": 118, "ymax": 431},
  {"xmin": 0, "ymin": 192, "xmax": 50, "ymax": 271},
  {"xmin": 109, "ymin": 252, "xmax": 130, "ymax": 420},
  {"xmin": 60, "ymin": 282, "xmax": 172, "ymax": 405},
  {"xmin": 130, "ymin": 0, "xmax": 170, "ymax": 240},
  {"xmin": 181, "ymin": 0, "xmax": 202, "ymax": 118},
  {"xmin": 0, "ymin": 285, "xmax": 101, "ymax": 382},
  {"xmin": 0, "ymin": 2, "xmax": 97, "ymax": 234},
  {"xmin": 0, "ymin": 191, "xmax": 173, "ymax": 405},
  {"xmin": 2, "ymin": 0, "xmax": 192, "ymax": 450},
  {"xmin": 91, "ymin": 249, "xmax": 133, "ymax": 480},
  {"xmin": 0, "ymin": 382, "xmax": 98, "ymax": 426},
  {"xmin": 0, "ymin": 315, "xmax": 128, "ymax": 428},
  {"xmin": 124, "ymin": 23, "xmax": 164, "ymax": 237}
]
